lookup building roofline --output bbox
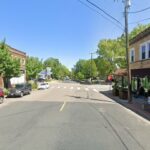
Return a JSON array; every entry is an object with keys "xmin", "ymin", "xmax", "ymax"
[
  {"xmin": 7, "ymin": 45, "xmax": 26, "ymax": 55},
  {"xmin": 129, "ymin": 26, "xmax": 150, "ymax": 45}
]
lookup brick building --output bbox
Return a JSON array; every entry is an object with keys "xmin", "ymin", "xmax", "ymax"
[
  {"xmin": 129, "ymin": 27, "xmax": 150, "ymax": 92},
  {"xmin": 0, "ymin": 45, "xmax": 26, "ymax": 88},
  {"xmin": 8, "ymin": 46, "xmax": 26, "ymax": 74}
]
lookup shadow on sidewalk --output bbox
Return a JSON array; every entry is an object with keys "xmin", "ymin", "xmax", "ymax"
[{"xmin": 100, "ymin": 90, "xmax": 150, "ymax": 121}]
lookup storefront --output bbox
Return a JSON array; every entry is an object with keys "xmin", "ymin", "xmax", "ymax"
[{"xmin": 131, "ymin": 68, "xmax": 150, "ymax": 94}]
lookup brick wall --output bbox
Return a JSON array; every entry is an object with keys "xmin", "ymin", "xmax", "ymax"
[{"xmin": 9, "ymin": 47, "xmax": 26, "ymax": 71}]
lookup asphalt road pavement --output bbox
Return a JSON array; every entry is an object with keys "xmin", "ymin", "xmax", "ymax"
[{"xmin": 0, "ymin": 82, "xmax": 150, "ymax": 150}]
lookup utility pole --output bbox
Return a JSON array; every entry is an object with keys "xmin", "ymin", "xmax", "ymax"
[
  {"xmin": 90, "ymin": 51, "xmax": 97, "ymax": 81},
  {"xmin": 90, "ymin": 52, "xmax": 93, "ymax": 81},
  {"xmin": 124, "ymin": 0, "xmax": 132, "ymax": 102}
]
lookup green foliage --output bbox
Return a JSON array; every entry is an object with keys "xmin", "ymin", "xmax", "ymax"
[
  {"xmin": 73, "ymin": 59, "xmax": 98, "ymax": 80},
  {"xmin": 44, "ymin": 57, "xmax": 70, "ymax": 79},
  {"xmin": 3, "ymin": 88, "xmax": 9, "ymax": 95},
  {"xmin": 96, "ymin": 24, "xmax": 150, "ymax": 78},
  {"xmin": 0, "ymin": 41, "xmax": 20, "ymax": 78},
  {"xmin": 76, "ymin": 72, "xmax": 84, "ymax": 80},
  {"xmin": 31, "ymin": 82, "xmax": 38, "ymax": 89},
  {"xmin": 129, "ymin": 24, "xmax": 150, "ymax": 40},
  {"xmin": 26, "ymin": 56, "xmax": 43, "ymax": 80},
  {"xmin": 96, "ymin": 37, "xmax": 126, "ymax": 78}
]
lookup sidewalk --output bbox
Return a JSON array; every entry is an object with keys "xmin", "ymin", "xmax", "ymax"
[{"xmin": 101, "ymin": 90, "xmax": 150, "ymax": 121}]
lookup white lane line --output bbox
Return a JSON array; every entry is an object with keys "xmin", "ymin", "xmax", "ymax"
[
  {"xmin": 77, "ymin": 87, "xmax": 81, "ymax": 90},
  {"xmin": 70, "ymin": 87, "xmax": 73, "ymax": 90},
  {"xmin": 85, "ymin": 88, "xmax": 89, "ymax": 91},
  {"xmin": 93, "ymin": 89, "xmax": 99, "ymax": 93},
  {"xmin": 57, "ymin": 86, "xmax": 60, "ymax": 89},
  {"xmin": 59, "ymin": 101, "xmax": 66, "ymax": 112},
  {"xmin": 64, "ymin": 87, "xmax": 66, "ymax": 89}
]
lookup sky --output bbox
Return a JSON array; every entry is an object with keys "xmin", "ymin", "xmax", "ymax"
[{"xmin": 0, "ymin": 0, "xmax": 150, "ymax": 70}]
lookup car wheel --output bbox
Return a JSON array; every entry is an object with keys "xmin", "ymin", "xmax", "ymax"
[
  {"xmin": 20, "ymin": 92, "xmax": 23, "ymax": 97},
  {"xmin": 0, "ymin": 97, "xmax": 4, "ymax": 104}
]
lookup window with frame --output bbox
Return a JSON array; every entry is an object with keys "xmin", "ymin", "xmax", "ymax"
[
  {"xmin": 141, "ymin": 44, "xmax": 146, "ymax": 60},
  {"xmin": 148, "ymin": 42, "xmax": 150, "ymax": 58},
  {"xmin": 130, "ymin": 49, "xmax": 134, "ymax": 63}
]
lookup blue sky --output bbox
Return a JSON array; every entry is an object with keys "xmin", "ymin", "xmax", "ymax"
[{"xmin": 0, "ymin": 0, "xmax": 150, "ymax": 69}]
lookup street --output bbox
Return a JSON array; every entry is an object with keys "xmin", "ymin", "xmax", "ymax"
[{"xmin": 0, "ymin": 82, "xmax": 150, "ymax": 150}]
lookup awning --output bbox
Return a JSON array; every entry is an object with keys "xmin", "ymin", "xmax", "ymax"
[
  {"xmin": 113, "ymin": 69, "xmax": 127, "ymax": 76},
  {"xmin": 131, "ymin": 68, "xmax": 150, "ymax": 78}
]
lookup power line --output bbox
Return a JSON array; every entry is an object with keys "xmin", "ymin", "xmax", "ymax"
[
  {"xmin": 129, "ymin": 17, "xmax": 150, "ymax": 24},
  {"xmin": 129, "ymin": 6, "xmax": 150, "ymax": 14},
  {"xmin": 77, "ymin": 0, "xmax": 124, "ymax": 30},
  {"xmin": 86, "ymin": 0, "xmax": 123, "ymax": 27}
]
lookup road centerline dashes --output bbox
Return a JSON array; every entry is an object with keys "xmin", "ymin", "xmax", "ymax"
[{"xmin": 59, "ymin": 101, "xmax": 66, "ymax": 112}]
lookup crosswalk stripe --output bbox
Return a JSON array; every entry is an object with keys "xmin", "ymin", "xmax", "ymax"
[
  {"xmin": 64, "ymin": 87, "xmax": 66, "ymax": 89},
  {"xmin": 58, "ymin": 86, "xmax": 60, "ymax": 89},
  {"xmin": 77, "ymin": 87, "xmax": 80, "ymax": 90},
  {"xmin": 85, "ymin": 88, "xmax": 89, "ymax": 91},
  {"xmin": 93, "ymin": 89, "xmax": 99, "ymax": 93},
  {"xmin": 70, "ymin": 87, "xmax": 73, "ymax": 90}
]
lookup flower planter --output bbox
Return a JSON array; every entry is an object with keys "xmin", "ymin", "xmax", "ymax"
[
  {"xmin": 119, "ymin": 89, "xmax": 128, "ymax": 100},
  {"xmin": 112, "ymin": 88, "xmax": 119, "ymax": 96}
]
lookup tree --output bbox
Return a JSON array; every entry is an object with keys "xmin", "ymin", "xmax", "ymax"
[
  {"xmin": 76, "ymin": 72, "xmax": 85, "ymax": 80},
  {"xmin": 73, "ymin": 59, "xmax": 98, "ymax": 80},
  {"xmin": 129, "ymin": 24, "xmax": 150, "ymax": 40},
  {"xmin": 0, "ymin": 41, "xmax": 20, "ymax": 87},
  {"xmin": 96, "ymin": 23, "xmax": 150, "ymax": 78},
  {"xmin": 96, "ymin": 38, "xmax": 126, "ymax": 78},
  {"xmin": 26, "ymin": 56, "xmax": 43, "ymax": 80},
  {"xmin": 44, "ymin": 57, "xmax": 70, "ymax": 79}
]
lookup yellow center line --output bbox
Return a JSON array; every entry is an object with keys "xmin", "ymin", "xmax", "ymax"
[{"xmin": 59, "ymin": 101, "xmax": 66, "ymax": 112}]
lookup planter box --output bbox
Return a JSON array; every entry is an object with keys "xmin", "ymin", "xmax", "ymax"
[
  {"xmin": 112, "ymin": 88, "xmax": 119, "ymax": 96},
  {"xmin": 119, "ymin": 90, "xmax": 128, "ymax": 100},
  {"xmin": 142, "ymin": 103, "xmax": 150, "ymax": 111}
]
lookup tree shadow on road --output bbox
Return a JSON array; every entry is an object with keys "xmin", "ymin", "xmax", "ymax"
[{"xmin": 66, "ymin": 95, "xmax": 115, "ymax": 104}]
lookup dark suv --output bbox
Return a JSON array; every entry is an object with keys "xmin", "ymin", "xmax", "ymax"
[{"xmin": 8, "ymin": 83, "xmax": 32, "ymax": 97}]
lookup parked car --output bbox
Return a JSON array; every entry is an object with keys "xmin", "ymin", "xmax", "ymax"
[
  {"xmin": 0, "ymin": 88, "xmax": 4, "ymax": 103},
  {"xmin": 8, "ymin": 83, "xmax": 32, "ymax": 97},
  {"xmin": 38, "ymin": 82, "xmax": 49, "ymax": 90}
]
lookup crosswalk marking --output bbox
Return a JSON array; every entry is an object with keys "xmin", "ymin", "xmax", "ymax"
[
  {"xmin": 70, "ymin": 87, "xmax": 73, "ymax": 90},
  {"xmin": 85, "ymin": 88, "xmax": 89, "ymax": 91},
  {"xmin": 93, "ymin": 89, "xmax": 99, "ymax": 93},
  {"xmin": 77, "ymin": 87, "xmax": 80, "ymax": 90},
  {"xmin": 49, "ymin": 86, "xmax": 99, "ymax": 94}
]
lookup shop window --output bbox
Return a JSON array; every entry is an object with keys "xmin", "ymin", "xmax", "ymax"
[
  {"xmin": 140, "ymin": 44, "xmax": 146, "ymax": 60},
  {"xmin": 130, "ymin": 48, "xmax": 134, "ymax": 63},
  {"xmin": 148, "ymin": 43, "xmax": 150, "ymax": 58}
]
